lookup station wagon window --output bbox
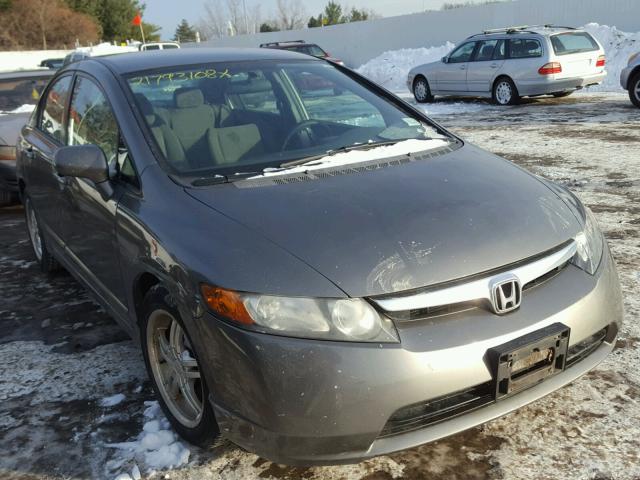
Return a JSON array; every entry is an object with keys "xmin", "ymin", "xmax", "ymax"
[
  {"xmin": 493, "ymin": 40, "xmax": 506, "ymax": 60},
  {"xmin": 508, "ymin": 39, "xmax": 542, "ymax": 59},
  {"xmin": 0, "ymin": 76, "xmax": 50, "ymax": 112},
  {"xmin": 474, "ymin": 40, "xmax": 499, "ymax": 61},
  {"xmin": 550, "ymin": 32, "xmax": 599, "ymax": 55},
  {"xmin": 67, "ymin": 77, "xmax": 119, "ymax": 167},
  {"xmin": 39, "ymin": 75, "xmax": 72, "ymax": 142},
  {"xmin": 448, "ymin": 42, "xmax": 477, "ymax": 63}
]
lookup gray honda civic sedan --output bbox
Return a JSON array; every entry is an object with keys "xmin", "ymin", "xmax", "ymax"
[{"xmin": 16, "ymin": 48, "xmax": 623, "ymax": 465}]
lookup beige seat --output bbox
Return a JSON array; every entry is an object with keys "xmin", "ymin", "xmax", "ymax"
[
  {"xmin": 169, "ymin": 88, "xmax": 216, "ymax": 167},
  {"xmin": 207, "ymin": 124, "xmax": 264, "ymax": 166},
  {"xmin": 135, "ymin": 94, "xmax": 188, "ymax": 170}
]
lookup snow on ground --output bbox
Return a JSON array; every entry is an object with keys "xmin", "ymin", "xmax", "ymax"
[
  {"xmin": 356, "ymin": 24, "xmax": 640, "ymax": 94},
  {"xmin": 0, "ymin": 50, "xmax": 69, "ymax": 73}
]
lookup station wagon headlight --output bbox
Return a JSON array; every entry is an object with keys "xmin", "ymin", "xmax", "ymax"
[
  {"xmin": 200, "ymin": 285, "xmax": 399, "ymax": 343},
  {"xmin": 572, "ymin": 208, "xmax": 604, "ymax": 275}
]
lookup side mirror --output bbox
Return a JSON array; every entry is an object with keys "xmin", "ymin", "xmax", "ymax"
[
  {"xmin": 441, "ymin": 56, "xmax": 449, "ymax": 64},
  {"xmin": 54, "ymin": 144, "xmax": 113, "ymax": 199}
]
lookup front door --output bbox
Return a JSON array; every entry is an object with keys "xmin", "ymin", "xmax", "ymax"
[
  {"xmin": 467, "ymin": 39, "xmax": 506, "ymax": 93},
  {"xmin": 58, "ymin": 74, "xmax": 127, "ymax": 309},
  {"xmin": 436, "ymin": 41, "xmax": 477, "ymax": 92}
]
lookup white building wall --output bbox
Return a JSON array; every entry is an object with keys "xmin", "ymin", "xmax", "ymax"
[{"xmin": 191, "ymin": 0, "xmax": 639, "ymax": 67}]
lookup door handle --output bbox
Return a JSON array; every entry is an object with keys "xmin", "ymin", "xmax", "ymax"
[
  {"xmin": 490, "ymin": 63, "xmax": 499, "ymax": 69},
  {"xmin": 24, "ymin": 145, "xmax": 35, "ymax": 159},
  {"xmin": 460, "ymin": 65, "xmax": 466, "ymax": 70}
]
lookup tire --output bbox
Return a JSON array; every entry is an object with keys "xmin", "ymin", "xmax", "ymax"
[
  {"xmin": 140, "ymin": 285, "xmax": 220, "ymax": 447},
  {"xmin": 552, "ymin": 91, "xmax": 573, "ymax": 98},
  {"xmin": 24, "ymin": 194, "xmax": 60, "ymax": 273},
  {"xmin": 413, "ymin": 76, "xmax": 434, "ymax": 103},
  {"xmin": 492, "ymin": 77, "xmax": 520, "ymax": 105},
  {"xmin": 629, "ymin": 72, "xmax": 640, "ymax": 108}
]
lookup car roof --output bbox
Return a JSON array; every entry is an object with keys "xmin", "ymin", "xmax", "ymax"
[
  {"xmin": 92, "ymin": 47, "xmax": 318, "ymax": 75},
  {"xmin": 468, "ymin": 25, "xmax": 583, "ymax": 40},
  {"xmin": 0, "ymin": 69, "xmax": 55, "ymax": 80}
]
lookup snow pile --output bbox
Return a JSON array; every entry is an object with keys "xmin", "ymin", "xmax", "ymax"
[
  {"xmin": 0, "ymin": 49, "xmax": 69, "ymax": 73},
  {"xmin": 74, "ymin": 42, "xmax": 138, "ymax": 57},
  {"xmin": 108, "ymin": 401, "xmax": 190, "ymax": 479},
  {"xmin": 583, "ymin": 23, "xmax": 640, "ymax": 91},
  {"xmin": 255, "ymin": 138, "xmax": 450, "ymax": 178},
  {"xmin": 356, "ymin": 43, "xmax": 455, "ymax": 91},
  {"xmin": 100, "ymin": 393, "xmax": 126, "ymax": 407},
  {"xmin": 356, "ymin": 24, "xmax": 640, "ymax": 93}
]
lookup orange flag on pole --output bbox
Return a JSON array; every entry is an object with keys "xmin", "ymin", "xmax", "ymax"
[{"xmin": 132, "ymin": 13, "xmax": 142, "ymax": 26}]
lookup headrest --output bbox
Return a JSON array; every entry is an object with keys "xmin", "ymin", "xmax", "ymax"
[
  {"xmin": 226, "ymin": 77, "xmax": 272, "ymax": 95},
  {"xmin": 175, "ymin": 88, "xmax": 204, "ymax": 108}
]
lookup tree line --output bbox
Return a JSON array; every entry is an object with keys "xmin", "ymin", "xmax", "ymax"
[{"xmin": 0, "ymin": 0, "xmax": 161, "ymax": 51}]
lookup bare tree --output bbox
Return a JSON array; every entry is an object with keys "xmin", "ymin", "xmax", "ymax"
[
  {"xmin": 275, "ymin": 0, "xmax": 306, "ymax": 30},
  {"xmin": 198, "ymin": 0, "xmax": 262, "ymax": 39}
]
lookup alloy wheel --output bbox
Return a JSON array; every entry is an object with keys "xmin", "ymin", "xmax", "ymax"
[
  {"xmin": 414, "ymin": 79, "xmax": 428, "ymax": 101},
  {"xmin": 495, "ymin": 81, "xmax": 513, "ymax": 105},
  {"xmin": 147, "ymin": 310, "xmax": 204, "ymax": 428},
  {"xmin": 634, "ymin": 80, "xmax": 640, "ymax": 103},
  {"xmin": 26, "ymin": 199, "xmax": 43, "ymax": 261}
]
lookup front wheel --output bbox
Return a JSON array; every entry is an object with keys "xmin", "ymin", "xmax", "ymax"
[
  {"xmin": 24, "ymin": 194, "xmax": 60, "ymax": 273},
  {"xmin": 492, "ymin": 78, "xmax": 520, "ymax": 105},
  {"xmin": 413, "ymin": 77, "xmax": 434, "ymax": 103},
  {"xmin": 629, "ymin": 73, "xmax": 640, "ymax": 108},
  {"xmin": 141, "ymin": 285, "xmax": 220, "ymax": 446}
]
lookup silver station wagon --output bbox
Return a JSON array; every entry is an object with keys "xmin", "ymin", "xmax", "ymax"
[{"xmin": 408, "ymin": 25, "xmax": 606, "ymax": 105}]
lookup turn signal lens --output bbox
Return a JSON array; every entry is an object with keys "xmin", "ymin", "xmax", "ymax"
[
  {"xmin": 200, "ymin": 284, "xmax": 254, "ymax": 325},
  {"xmin": 538, "ymin": 62, "xmax": 562, "ymax": 75},
  {"xmin": 596, "ymin": 55, "xmax": 606, "ymax": 67}
]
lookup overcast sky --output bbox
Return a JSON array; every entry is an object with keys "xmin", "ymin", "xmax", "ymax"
[{"xmin": 143, "ymin": 0, "xmax": 467, "ymax": 38}]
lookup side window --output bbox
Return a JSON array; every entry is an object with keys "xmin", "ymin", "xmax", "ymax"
[
  {"xmin": 493, "ymin": 40, "xmax": 506, "ymax": 60},
  {"xmin": 448, "ymin": 42, "xmax": 477, "ymax": 63},
  {"xmin": 39, "ymin": 75, "xmax": 72, "ymax": 142},
  {"xmin": 508, "ymin": 39, "xmax": 543, "ymax": 59},
  {"xmin": 67, "ymin": 77, "xmax": 119, "ymax": 167},
  {"xmin": 288, "ymin": 67, "xmax": 385, "ymax": 127},
  {"xmin": 474, "ymin": 40, "xmax": 499, "ymax": 61}
]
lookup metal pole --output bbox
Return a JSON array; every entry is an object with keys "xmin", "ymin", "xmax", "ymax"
[{"xmin": 139, "ymin": 22, "xmax": 146, "ymax": 44}]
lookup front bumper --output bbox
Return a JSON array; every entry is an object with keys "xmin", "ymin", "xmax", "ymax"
[
  {"xmin": 193, "ymin": 248, "xmax": 622, "ymax": 465},
  {"xmin": 517, "ymin": 71, "xmax": 606, "ymax": 97}
]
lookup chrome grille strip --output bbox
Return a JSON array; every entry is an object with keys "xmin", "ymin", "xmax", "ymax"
[{"xmin": 371, "ymin": 241, "xmax": 577, "ymax": 313}]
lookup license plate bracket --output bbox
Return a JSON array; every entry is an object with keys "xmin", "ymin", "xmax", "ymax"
[{"xmin": 488, "ymin": 323, "xmax": 570, "ymax": 400}]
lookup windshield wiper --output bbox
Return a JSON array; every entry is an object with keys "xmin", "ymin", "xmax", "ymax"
[
  {"xmin": 191, "ymin": 171, "xmax": 260, "ymax": 186},
  {"xmin": 279, "ymin": 140, "xmax": 401, "ymax": 169}
]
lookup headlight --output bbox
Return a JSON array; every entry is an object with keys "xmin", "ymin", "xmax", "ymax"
[
  {"xmin": 572, "ymin": 207, "xmax": 604, "ymax": 275},
  {"xmin": 200, "ymin": 285, "xmax": 399, "ymax": 343},
  {"xmin": 629, "ymin": 52, "xmax": 640, "ymax": 66}
]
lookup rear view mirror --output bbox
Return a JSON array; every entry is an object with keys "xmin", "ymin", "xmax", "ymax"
[
  {"xmin": 441, "ymin": 56, "xmax": 448, "ymax": 64},
  {"xmin": 54, "ymin": 144, "xmax": 113, "ymax": 199}
]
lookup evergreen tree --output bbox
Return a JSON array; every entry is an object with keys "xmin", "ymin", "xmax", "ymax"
[
  {"xmin": 259, "ymin": 22, "xmax": 279, "ymax": 32},
  {"xmin": 323, "ymin": 1, "xmax": 342, "ymax": 25},
  {"xmin": 173, "ymin": 18, "xmax": 196, "ymax": 42}
]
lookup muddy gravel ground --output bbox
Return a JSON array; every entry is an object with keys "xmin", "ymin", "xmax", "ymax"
[{"xmin": 1, "ymin": 92, "xmax": 638, "ymax": 480}]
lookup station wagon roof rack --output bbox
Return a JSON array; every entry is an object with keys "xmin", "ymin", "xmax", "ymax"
[
  {"xmin": 259, "ymin": 40, "xmax": 306, "ymax": 47},
  {"xmin": 472, "ymin": 24, "xmax": 578, "ymax": 37}
]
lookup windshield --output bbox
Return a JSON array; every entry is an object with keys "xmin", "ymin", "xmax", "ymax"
[
  {"xmin": 127, "ymin": 60, "xmax": 450, "ymax": 178},
  {"xmin": 550, "ymin": 32, "xmax": 599, "ymax": 56}
]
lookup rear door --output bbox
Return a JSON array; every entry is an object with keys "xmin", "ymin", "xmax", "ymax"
[
  {"xmin": 436, "ymin": 41, "xmax": 477, "ymax": 92},
  {"xmin": 20, "ymin": 74, "xmax": 74, "ymax": 250},
  {"xmin": 466, "ymin": 39, "xmax": 506, "ymax": 93},
  {"xmin": 58, "ymin": 74, "xmax": 128, "ymax": 308},
  {"xmin": 549, "ymin": 32, "xmax": 603, "ymax": 78}
]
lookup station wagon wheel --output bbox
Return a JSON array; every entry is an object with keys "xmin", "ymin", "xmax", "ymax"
[
  {"xmin": 630, "ymin": 73, "xmax": 640, "ymax": 108},
  {"xmin": 493, "ymin": 77, "xmax": 519, "ymax": 106},
  {"xmin": 24, "ymin": 194, "xmax": 60, "ymax": 273},
  {"xmin": 141, "ymin": 286, "xmax": 219, "ymax": 445},
  {"xmin": 413, "ymin": 76, "xmax": 434, "ymax": 103}
]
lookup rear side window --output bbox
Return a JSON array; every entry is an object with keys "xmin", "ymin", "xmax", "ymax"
[
  {"xmin": 551, "ymin": 32, "xmax": 599, "ymax": 55},
  {"xmin": 68, "ymin": 77, "xmax": 119, "ymax": 166},
  {"xmin": 474, "ymin": 40, "xmax": 498, "ymax": 61},
  {"xmin": 39, "ymin": 75, "xmax": 72, "ymax": 142},
  {"xmin": 508, "ymin": 39, "xmax": 542, "ymax": 59}
]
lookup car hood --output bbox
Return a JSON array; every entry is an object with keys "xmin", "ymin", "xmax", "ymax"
[
  {"xmin": 0, "ymin": 112, "xmax": 31, "ymax": 145},
  {"xmin": 187, "ymin": 144, "xmax": 582, "ymax": 298}
]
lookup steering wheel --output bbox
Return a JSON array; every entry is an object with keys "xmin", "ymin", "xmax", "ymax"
[{"xmin": 281, "ymin": 120, "xmax": 332, "ymax": 152}]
